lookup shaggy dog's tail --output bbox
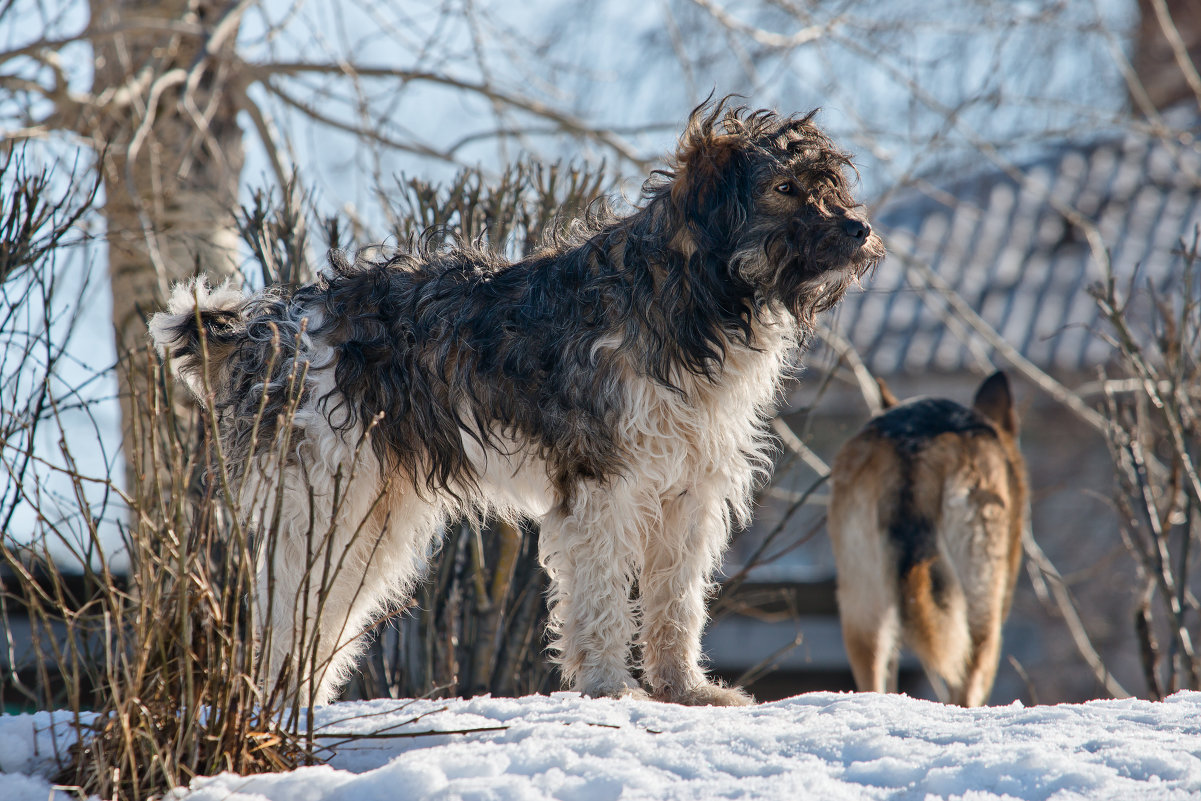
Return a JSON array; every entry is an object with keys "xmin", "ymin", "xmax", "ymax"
[{"xmin": 147, "ymin": 277, "xmax": 248, "ymax": 402}]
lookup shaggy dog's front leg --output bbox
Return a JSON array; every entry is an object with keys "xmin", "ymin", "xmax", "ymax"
[
  {"xmin": 540, "ymin": 481, "xmax": 648, "ymax": 700},
  {"xmin": 255, "ymin": 510, "xmax": 379, "ymax": 706},
  {"xmin": 248, "ymin": 419, "xmax": 401, "ymax": 707},
  {"xmin": 639, "ymin": 486, "xmax": 752, "ymax": 706},
  {"xmin": 257, "ymin": 528, "xmax": 366, "ymax": 707}
]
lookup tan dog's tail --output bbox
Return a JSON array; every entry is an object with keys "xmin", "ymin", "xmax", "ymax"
[{"xmin": 897, "ymin": 531, "xmax": 971, "ymax": 696}]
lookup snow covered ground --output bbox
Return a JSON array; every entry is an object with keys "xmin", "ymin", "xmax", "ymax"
[{"xmin": 2, "ymin": 690, "xmax": 1199, "ymax": 800}]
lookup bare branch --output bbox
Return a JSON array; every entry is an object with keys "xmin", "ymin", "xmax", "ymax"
[
  {"xmin": 685, "ymin": 0, "xmax": 828, "ymax": 48},
  {"xmin": 771, "ymin": 416, "xmax": 829, "ymax": 476},
  {"xmin": 1147, "ymin": 0, "xmax": 1201, "ymax": 111},
  {"xmin": 261, "ymin": 78, "xmax": 460, "ymax": 164},
  {"xmin": 815, "ymin": 321, "xmax": 884, "ymax": 415},
  {"xmin": 1024, "ymin": 529, "xmax": 1131, "ymax": 698},
  {"xmin": 898, "ymin": 250, "xmax": 1110, "ymax": 433},
  {"xmin": 253, "ymin": 61, "xmax": 654, "ymax": 169},
  {"xmin": 234, "ymin": 87, "xmax": 294, "ymax": 189}
]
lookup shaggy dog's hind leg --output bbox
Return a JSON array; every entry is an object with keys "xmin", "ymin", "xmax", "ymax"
[{"xmin": 256, "ymin": 519, "xmax": 368, "ymax": 706}]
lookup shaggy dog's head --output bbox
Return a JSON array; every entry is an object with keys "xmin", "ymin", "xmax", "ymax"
[{"xmin": 648, "ymin": 99, "xmax": 885, "ymax": 326}]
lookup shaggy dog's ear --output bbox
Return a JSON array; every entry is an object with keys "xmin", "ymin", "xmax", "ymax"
[{"xmin": 668, "ymin": 105, "xmax": 749, "ymax": 251}]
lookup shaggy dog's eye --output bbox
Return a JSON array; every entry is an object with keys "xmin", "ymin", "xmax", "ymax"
[{"xmin": 774, "ymin": 181, "xmax": 794, "ymax": 195}]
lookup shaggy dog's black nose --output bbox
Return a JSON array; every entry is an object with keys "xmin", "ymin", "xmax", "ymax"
[{"xmin": 841, "ymin": 217, "xmax": 870, "ymax": 242}]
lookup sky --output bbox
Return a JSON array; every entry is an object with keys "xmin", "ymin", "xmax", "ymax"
[{"xmin": 3, "ymin": 690, "xmax": 1200, "ymax": 800}]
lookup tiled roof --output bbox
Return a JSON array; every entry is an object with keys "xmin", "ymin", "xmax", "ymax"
[{"xmin": 831, "ymin": 110, "xmax": 1201, "ymax": 376}]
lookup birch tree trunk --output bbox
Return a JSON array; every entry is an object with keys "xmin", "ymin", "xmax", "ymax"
[{"xmin": 86, "ymin": 0, "xmax": 245, "ymax": 492}]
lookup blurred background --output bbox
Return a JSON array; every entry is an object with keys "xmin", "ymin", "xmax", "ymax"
[{"xmin": 1, "ymin": 0, "xmax": 1198, "ymax": 708}]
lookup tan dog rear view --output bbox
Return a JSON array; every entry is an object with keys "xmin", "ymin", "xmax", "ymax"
[{"xmin": 828, "ymin": 371, "xmax": 1027, "ymax": 707}]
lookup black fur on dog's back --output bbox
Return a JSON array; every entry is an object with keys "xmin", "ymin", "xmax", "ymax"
[
  {"xmin": 300, "ymin": 246, "xmax": 631, "ymax": 496},
  {"xmin": 867, "ymin": 397, "xmax": 1001, "ymax": 605},
  {"xmin": 867, "ymin": 398, "xmax": 997, "ymax": 456}
]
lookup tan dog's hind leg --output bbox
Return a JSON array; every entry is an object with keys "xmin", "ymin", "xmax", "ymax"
[
  {"xmin": 842, "ymin": 612, "xmax": 902, "ymax": 693},
  {"xmin": 955, "ymin": 621, "xmax": 1003, "ymax": 707},
  {"xmin": 829, "ymin": 438, "xmax": 904, "ymax": 694},
  {"xmin": 901, "ymin": 556, "xmax": 971, "ymax": 704},
  {"xmin": 928, "ymin": 437, "xmax": 1015, "ymax": 707}
]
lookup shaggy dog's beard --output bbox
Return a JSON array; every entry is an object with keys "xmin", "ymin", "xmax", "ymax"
[{"xmin": 733, "ymin": 219, "xmax": 883, "ymax": 326}]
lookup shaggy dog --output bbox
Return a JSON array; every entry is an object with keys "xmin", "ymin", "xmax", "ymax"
[{"xmin": 149, "ymin": 100, "xmax": 884, "ymax": 706}]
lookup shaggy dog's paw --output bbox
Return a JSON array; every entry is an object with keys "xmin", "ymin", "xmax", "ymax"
[
  {"xmin": 581, "ymin": 677, "xmax": 651, "ymax": 701},
  {"xmin": 655, "ymin": 681, "xmax": 754, "ymax": 707}
]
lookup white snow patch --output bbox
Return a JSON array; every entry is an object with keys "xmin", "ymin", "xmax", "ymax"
[{"xmin": 2, "ymin": 692, "xmax": 1199, "ymax": 800}]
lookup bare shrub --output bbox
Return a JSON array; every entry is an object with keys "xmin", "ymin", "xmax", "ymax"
[
  {"xmin": 3, "ymin": 159, "xmax": 612, "ymax": 799},
  {"xmin": 18, "ymin": 352, "xmax": 315, "ymax": 799},
  {"xmin": 1092, "ymin": 231, "xmax": 1201, "ymax": 698},
  {"xmin": 0, "ymin": 161, "xmax": 313, "ymax": 797}
]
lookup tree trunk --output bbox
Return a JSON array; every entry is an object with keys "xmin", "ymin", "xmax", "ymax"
[{"xmin": 86, "ymin": 0, "xmax": 244, "ymax": 494}]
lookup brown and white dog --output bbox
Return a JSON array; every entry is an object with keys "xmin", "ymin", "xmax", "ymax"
[
  {"xmin": 828, "ymin": 372, "xmax": 1027, "ymax": 707},
  {"xmin": 149, "ymin": 100, "xmax": 883, "ymax": 706}
]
